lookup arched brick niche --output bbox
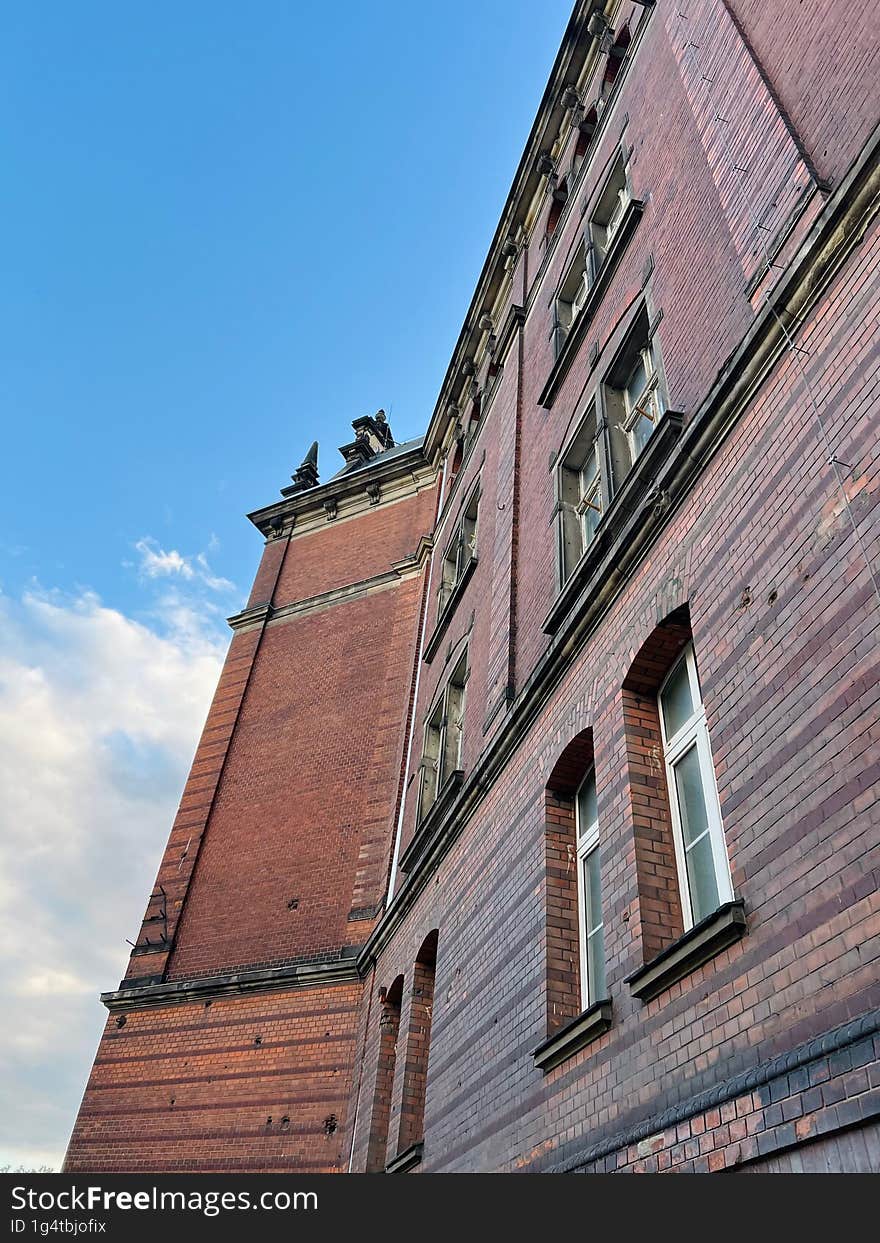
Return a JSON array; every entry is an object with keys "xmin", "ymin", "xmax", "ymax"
[
  {"xmin": 544, "ymin": 730, "xmax": 594, "ymax": 1034},
  {"xmin": 393, "ymin": 930, "xmax": 438, "ymax": 1162},
  {"xmin": 622, "ymin": 605, "xmax": 693, "ymax": 963},
  {"xmin": 365, "ymin": 973, "xmax": 403, "ymax": 1173}
]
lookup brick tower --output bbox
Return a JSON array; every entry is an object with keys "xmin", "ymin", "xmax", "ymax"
[{"xmin": 64, "ymin": 414, "xmax": 437, "ymax": 1172}]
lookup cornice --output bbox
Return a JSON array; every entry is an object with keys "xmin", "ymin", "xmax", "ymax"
[
  {"xmin": 358, "ymin": 121, "xmax": 880, "ymax": 974},
  {"xmin": 228, "ymin": 561, "xmax": 424, "ymax": 632},
  {"xmin": 248, "ymin": 442, "xmax": 436, "ymax": 542},
  {"xmin": 101, "ymin": 952, "xmax": 362, "ymax": 1012}
]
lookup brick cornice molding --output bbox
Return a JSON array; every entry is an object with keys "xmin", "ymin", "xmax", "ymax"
[
  {"xmin": 101, "ymin": 951, "xmax": 362, "ymax": 1012},
  {"xmin": 540, "ymin": 1006, "xmax": 880, "ymax": 1174},
  {"xmin": 227, "ymin": 561, "xmax": 424, "ymax": 633}
]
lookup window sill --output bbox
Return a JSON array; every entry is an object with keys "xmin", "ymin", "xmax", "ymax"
[
  {"xmin": 423, "ymin": 555, "xmax": 478, "ymax": 665},
  {"xmin": 539, "ymin": 198, "xmax": 644, "ymax": 410},
  {"xmin": 385, "ymin": 1141, "xmax": 423, "ymax": 1173},
  {"xmin": 532, "ymin": 999, "xmax": 613, "ymax": 1073},
  {"xmin": 543, "ymin": 408, "xmax": 684, "ymax": 636},
  {"xmin": 399, "ymin": 770, "xmax": 464, "ymax": 875},
  {"xmin": 625, "ymin": 900, "xmax": 747, "ymax": 1003}
]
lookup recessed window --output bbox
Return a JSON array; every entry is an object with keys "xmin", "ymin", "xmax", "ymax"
[
  {"xmin": 418, "ymin": 650, "xmax": 467, "ymax": 822},
  {"xmin": 658, "ymin": 643, "xmax": 733, "ymax": 927},
  {"xmin": 604, "ymin": 307, "xmax": 667, "ymax": 479},
  {"xmin": 590, "ymin": 154, "xmax": 630, "ymax": 270},
  {"xmin": 623, "ymin": 342, "xmax": 663, "ymax": 458},
  {"xmin": 438, "ymin": 487, "xmax": 479, "ymax": 615},
  {"xmin": 554, "ymin": 242, "xmax": 590, "ymax": 351},
  {"xmin": 575, "ymin": 769, "xmax": 606, "ymax": 1007},
  {"xmin": 557, "ymin": 405, "xmax": 606, "ymax": 581}
]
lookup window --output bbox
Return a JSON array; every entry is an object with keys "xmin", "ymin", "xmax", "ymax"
[
  {"xmin": 589, "ymin": 154, "xmax": 630, "ymax": 271},
  {"xmin": 545, "ymin": 175, "xmax": 569, "ymax": 241},
  {"xmin": 658, "ymin": 644, "xmax": 733, "ymax": 927},
  {"xmin": 552, "ymin": 153, "xmax": 635, "ymax": 360},
  {"xmin": 572, "ymin": 106, "xmax": 597, "ymax": 176},
  {"xmin": 553, "ymin": 242, "xmax": 590, "ymax": 353},
  {"xmin": 557, "ymin": 405, "xmax": 606, "ymax": 581},
  {"xmin": 538, "ymin": 729, "xmax": 614, "ymax": 1067},
  {"xmin": 553, "ymin": 308, "xmax": 669, "ymax": 589},
  {"xmin": 604, "ymin": 307, "xmax": 666, "ymax": 479},
  {"xmin": 438, "ymin": 487, "xmax": 479, "ymax": 614},
  {"xmin": 418, "ymin": 650, "xmax": 467, "ymax": 822},
  {"xmin": 575, "ymin": 769, "xmax": 606, "ymax": 1007},
  {"xmin": 622, "ymin": 341, "xmax": 663, "ymax": 459}
]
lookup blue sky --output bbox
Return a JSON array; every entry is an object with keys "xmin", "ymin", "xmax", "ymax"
[
  {"xmin": 1, "ymin": 0, "xmax": 571, "ymax": 620},
  {"xmin": 0, "ymin": 0, "xmax": 573, "ymax": 1170}
]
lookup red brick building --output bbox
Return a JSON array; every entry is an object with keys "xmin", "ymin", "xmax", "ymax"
[{"xmin": 65, "ymin": 0, "xmax": 880, "ymax": 1173}]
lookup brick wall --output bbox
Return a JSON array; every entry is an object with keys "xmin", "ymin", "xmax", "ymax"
[
  {"xmin": 353, "ymin": 208, "xmax": 880, "ymax": 1171},
  {"xmin": 64, "ymin": 983, "xmax": 362, "ymax": 1173}
]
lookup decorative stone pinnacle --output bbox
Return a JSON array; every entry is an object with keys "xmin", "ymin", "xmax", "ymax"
[{"xmin": 280, "ymin": 441, "xmax": 320, "ymax": 496}]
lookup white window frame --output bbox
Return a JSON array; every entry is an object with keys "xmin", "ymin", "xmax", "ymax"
[
  {"xmin": 575, "ymin": 768, "xmax": 606, "ymax": 1009},
  {"xmin": 658, "ymin": 643, "xmax": 733, "ymax": 930},
  {"xmin": 622, "ymin": 342, "xmax": 664, "ymax": 460}
]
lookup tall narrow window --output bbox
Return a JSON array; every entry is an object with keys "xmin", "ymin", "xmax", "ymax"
[
  {"xmin": 438, "ymin": 486, "xmax": 479, "ymax": 615},
  {"xmin": 418, "ymin": 650, "xmax": 468, "ymax": 822},
  {"xmin": 622, "ymin": 340, "xmax": 663, "ymax": 459},
  {"xmin": 658, "ymin": 644, "xmax": 733, "ymax": 927},
  {"xmin": 557, "ymin": 404, "xmax": 608, "ymax": 582},
  {"xmin": 553, "ymin": 242, "xmax": 590, "ymax": 355},
  {"xmin": 589, "ymin": 154, "xmax": 630, "ymax": 270},
  {"xmin": 603, "ymin": 306, "xmax": 667, "ymax": 485},
  {"xmin": 575, "ymin": 769, "xmax": 606, "ymax": 1006}
]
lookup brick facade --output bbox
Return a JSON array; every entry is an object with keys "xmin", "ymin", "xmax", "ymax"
[{"xmin": 65, "ymin": 0, "xmax": 880, "ymax": 1173}]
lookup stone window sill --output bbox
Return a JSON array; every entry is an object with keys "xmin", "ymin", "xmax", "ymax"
[
  {"xmin": 385, "ymin": 1141, "xmax": 423, "ymax": 1173},
  {"xmin": 423, "ymin": 554, "xmax": 478, "ymax": 664},
  {"xmin": 399, "ymin": 770, "xmax": 464, "ymax": 875},
  {"xmin": 533, "ymin": 999, "xmax": 613, "ymax": 1073},
  {"xmin": 625, "ymin": 900, "xmax": 747, "ymax": 1002}
]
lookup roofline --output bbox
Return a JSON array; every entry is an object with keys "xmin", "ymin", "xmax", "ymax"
[{"xmin": 420, "ymin": 0, "xmax": 611, "ymax": 460}]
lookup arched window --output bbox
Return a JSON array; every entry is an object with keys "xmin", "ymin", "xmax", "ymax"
[
  {"xmin": 573, "ymin": 106, "xmax": 598, "ymax": 174},
  {"xmin": 622, "ymin": 607, "xmax": 733, "ymax": 963},
  {"xmin": 545, "ymin": 175, "xmax": 569, "ymax": 240},
  {"xmin": 658, "ymin": 643, "xmax": 733, "ymax": 925},
  {"xmin": 535, "ymin": 733, "xmax": 612, "ymax": 1071},
  {"xmin": 543, "ymin": 731, "xmax": 608, "ymax": 1029}
]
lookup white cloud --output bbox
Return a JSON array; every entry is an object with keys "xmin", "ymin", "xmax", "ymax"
[
  {"xmin": 134, "ymin": 537, "xmax": 235, "ymax": 594},
  {"xmin": 0, "ymin": 586, "xmax": 228, "ymax": 1169}
]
